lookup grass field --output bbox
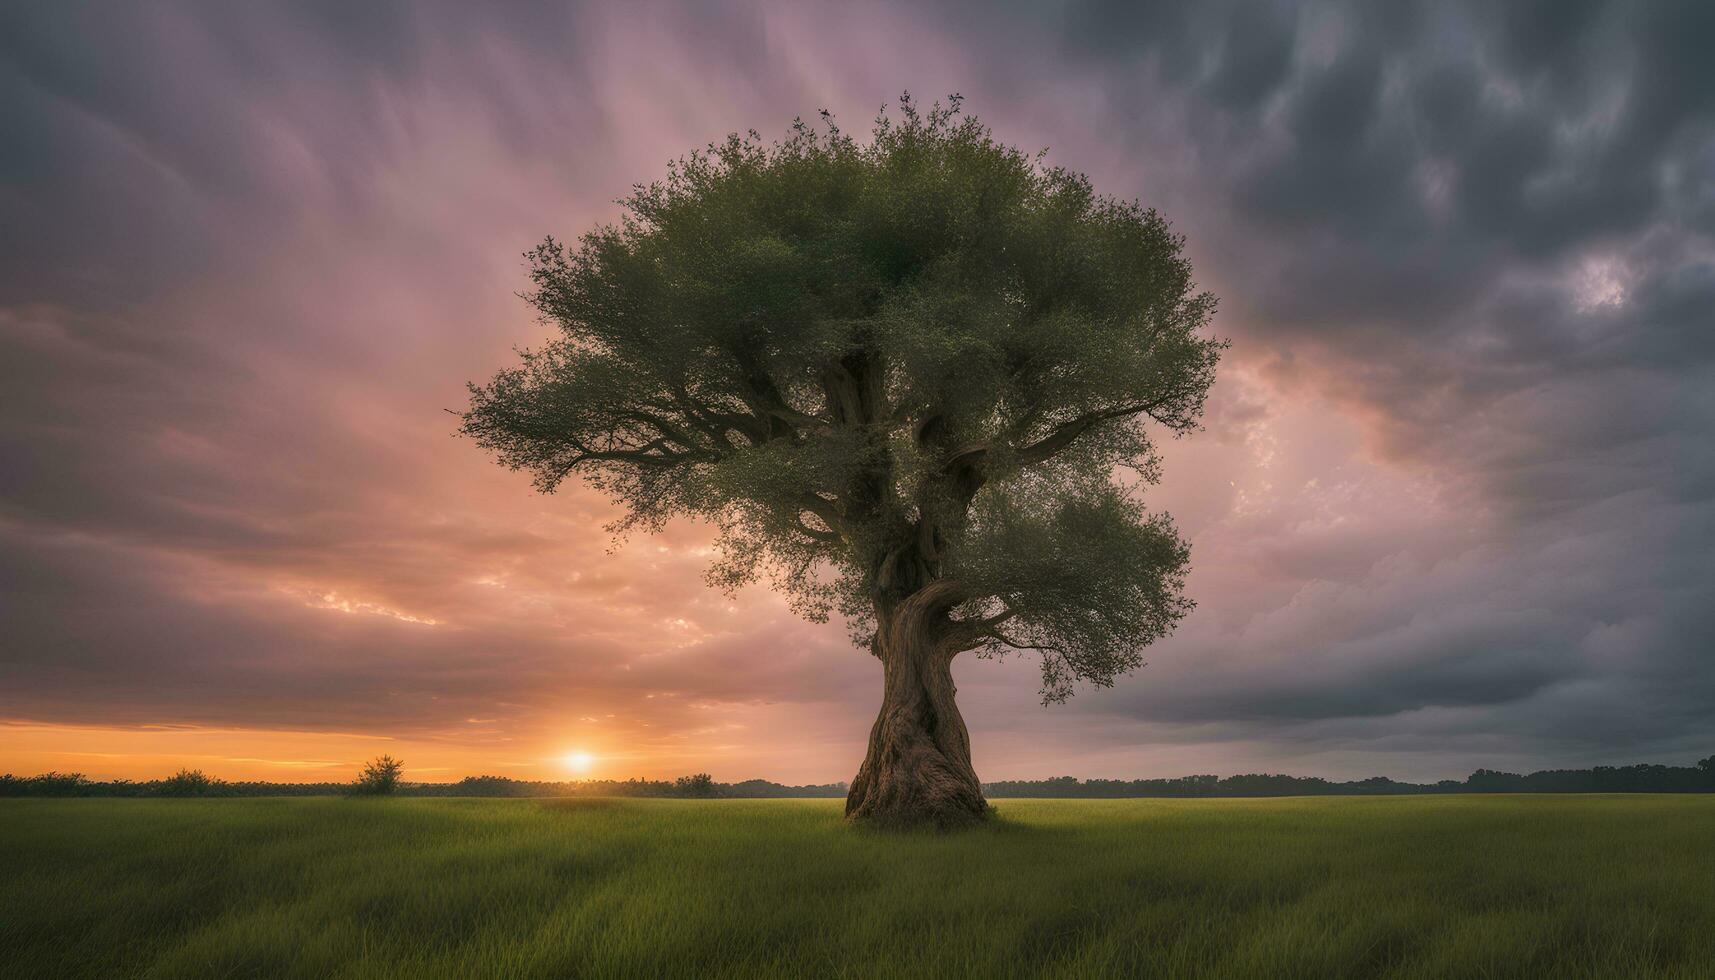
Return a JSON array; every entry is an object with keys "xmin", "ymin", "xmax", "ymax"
[{"xmin": 3, "ymin": 796, "xmax": 1713, "ymax": 978}]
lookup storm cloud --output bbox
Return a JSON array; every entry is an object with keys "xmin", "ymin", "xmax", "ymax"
[{"xmin": 2, "ymin": 0, "xmax": 1711, "ymax": 782}]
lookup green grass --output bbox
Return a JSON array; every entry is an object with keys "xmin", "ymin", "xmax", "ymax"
[{"xmin": 2, "ymin": 796, "xmax": 1712, "ymax": 979}]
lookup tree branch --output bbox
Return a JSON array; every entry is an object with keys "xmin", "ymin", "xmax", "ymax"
[
  {"xmin": 984, "ymin": 630, "xmax": 1071, "ymax": 659},
  {"xmin": 943, "ymin": 605, "xmax": 1017, "ymax": 651},
  {"xmin": 940, "ymin": 392, "xmax": 1178, "ymax": 479}
]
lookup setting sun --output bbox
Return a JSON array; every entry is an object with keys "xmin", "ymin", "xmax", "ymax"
[{"xmin": 562, "ymin": 751, "xmax": 595, "ymax": 774}]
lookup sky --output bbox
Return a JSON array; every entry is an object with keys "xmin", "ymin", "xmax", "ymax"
[{"xmin": 2, "ymin": 1, "xmax": 1712, "ymax": 785}]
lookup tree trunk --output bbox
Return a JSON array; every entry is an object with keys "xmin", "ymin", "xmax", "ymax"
[{"xmin": 845, "ymin": 591, "xmax": 988, "ymax": 829}]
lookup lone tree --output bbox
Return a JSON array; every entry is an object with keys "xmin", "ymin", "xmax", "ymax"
[
  {"xmin": 461, "ymin": 96, "xmax": 1221, "ymax": 828},
  {"xmin": 351, "ymin": 755, "xmax": 404, "ymax": 795}
]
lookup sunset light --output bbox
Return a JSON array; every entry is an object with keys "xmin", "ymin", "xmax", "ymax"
[{"xmin": 6, "ymin": 3, "xmax": 1715, "ymax": 975}]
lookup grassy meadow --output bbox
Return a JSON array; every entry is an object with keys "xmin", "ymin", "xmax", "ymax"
[{"xmin": 2, "ymin": 795, "xmax": 1712, "ymax": 979}]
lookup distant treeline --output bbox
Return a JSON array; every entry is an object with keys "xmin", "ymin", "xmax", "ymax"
[
  {"xmin": 4, "ymin": 758, "xmax": 1711, "ymax": 799},
  {"xmin": 984, "ymin": 759, "xmax": 1715, "ymax": 798},
  {"xmin": 0, "ymin": 770, "xmax": 846, "ymax": 799}
]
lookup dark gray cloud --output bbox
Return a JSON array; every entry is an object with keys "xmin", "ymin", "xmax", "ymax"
[
  {"xmin": 984, "ymin": 0, "xmax": 1715, "ymax": 771},
  {"xmin": 1, "ymin": 0, "xmax": 1710, "ymax": 780}
]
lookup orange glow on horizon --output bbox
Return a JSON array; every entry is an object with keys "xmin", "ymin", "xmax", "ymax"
[{"xmin": 0, "ymin": 718, "xmax": 853, "ymax": 785}]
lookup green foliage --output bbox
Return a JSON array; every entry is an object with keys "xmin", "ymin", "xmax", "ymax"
[
  {"xmin": 4, "ymin": 797, "xmax": 1714, "ymax": 977},
  {"xmin": 462, "ymin": 94, "xmax": 1223, "ymax": 700},
  {"xmin": 350, "ymin": 755, "xmax": 403, "ymax": 796}
]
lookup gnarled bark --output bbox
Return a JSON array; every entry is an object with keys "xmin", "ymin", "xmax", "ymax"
[{"xmin": 845, "ymin": 589, "xmax": 988, "ymax": 829}]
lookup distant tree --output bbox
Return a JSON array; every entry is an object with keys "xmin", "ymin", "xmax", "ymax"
[
  {"xmin": 461, "ymin": 95, "xmax": 1222, "ymax": 828},
  {"xmin": 674, "ymin": 773, "xmax": 717, "ymax": 798},
  {"xmin": 351, "ymin": 755, "xmax": 404, "ymax": 795},
  {"xmin": 1699, "ymin": 755, "xmax": 1714, "ymax": 774},
  {"xmin": 158, "ymin": 769, "xmax": 221, "ymax": 797}
]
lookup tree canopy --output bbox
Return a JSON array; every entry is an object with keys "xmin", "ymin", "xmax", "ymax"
[{"xmin": 461, "ymin": 94, "xmax": 1222, "ymax": 705}]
